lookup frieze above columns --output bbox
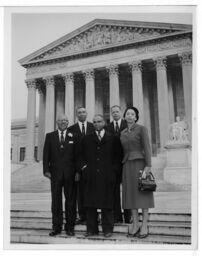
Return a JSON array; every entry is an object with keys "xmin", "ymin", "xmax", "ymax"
[{"xmin": 26, "ymin": 37, "xmax": 192, "ymax": 78}]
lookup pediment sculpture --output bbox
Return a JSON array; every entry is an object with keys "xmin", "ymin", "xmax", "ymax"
[{"xmin": 32, "ymin": 25, "xmax": 177, "ymax": 62}]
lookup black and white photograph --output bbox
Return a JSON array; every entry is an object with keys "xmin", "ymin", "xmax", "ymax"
[{"xmin": 3, "ymin": 5, "xmax": 197, "ymax": 250}]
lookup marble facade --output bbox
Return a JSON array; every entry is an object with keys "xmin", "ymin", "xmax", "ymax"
[{"xmin": 18, "ymin": 19, "xmax": 192, "ymax": 162}]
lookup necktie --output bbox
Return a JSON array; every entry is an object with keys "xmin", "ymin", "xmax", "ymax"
[
  {"xmin": 60, "ymin": 131, "xmax": 65, "ymax": 145},
  {"xmin": 97, "ymin": 131, "xmax": 102, "ymax": 141},
  {"xmin": 82, "ymin": 123, "xmax": 85, "ymax": 135},
  {"xmin": 115, "ymin": 121, "xmax": 119, "ymax": 133}
]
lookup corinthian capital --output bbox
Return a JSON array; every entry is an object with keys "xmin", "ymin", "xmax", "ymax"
[
  {"xmin": 83, "ymin": 69, "xmax": 95, "ymax": 81},
  {"xmin": 154, "ymin": 56, "xmax": 167, "ymax": 70},
  {"xmin": 106, "ymin": 64, "xmax": 119, "ymax": 76},
  {"xmin": 43, "ymin": 76, "xmax": 55, "ymax": 87},
  {"xmin": 129, "ymin": 61, "xmax": 142, "ymax": 73},
  {"xmin": 25, "ymin": 79, "xmax": 36, "ymax": 89},
  {"xmin": 62, "ymin": 73, "xmax": 74, "ymax": 84},
  {"xmin": 179, "ymin": 52, "xmax": 192, "ymax": 66},
  {"xmin": 37, "ymin": 85, "xmax": 43, "ymax": 94}
]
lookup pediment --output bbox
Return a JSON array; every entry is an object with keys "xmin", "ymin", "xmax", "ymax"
[{"xmin": 19, "ymin": 19, "xmax": 192, "ymax": 67}]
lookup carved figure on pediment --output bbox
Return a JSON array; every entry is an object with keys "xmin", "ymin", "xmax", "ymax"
[
  {"xmin": 127, "ymin": 28, "xmax": 134, "ymax": 40},
  {"xmin": 120, "ymin": 28, "xmax": 127, "ymax": 42},
  {"xmin": 86, "ymin": 31, "xmax": 94, "ymax": 48},
  {"xmin": 116, "ymin": 27, "xmax": 122, "ymax": 43},
  {"xmin": 94, "ymin": 26, "xmax": 103, "ymax": 46},
  {"xmin": 102, "ymin": 26, "xmax": 111, "ymax": 44}
]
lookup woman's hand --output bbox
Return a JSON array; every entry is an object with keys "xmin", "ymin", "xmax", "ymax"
[{"xmin": 142, "ymin": 166, "xmax": 151, "ymax": 179}]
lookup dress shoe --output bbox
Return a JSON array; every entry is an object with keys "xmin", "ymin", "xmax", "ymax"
[
  {"xmin": 66, "ymin": 230, "xmax": 75, "ymax": 236},
  {"xmin": 104, "ymin": 232, "xmax": 113, "ymax": 238},
  {"xmin": 127, "ymin": 227, "xmax": 140, "ymax": 237},
  {"xmin": 137, "ymin": 227, "xmax": 149, "ymax": 239},
  {"xmin": 84, "ymin": 232, "xmax": 98, "ymax": 237},
  {"xmin": 49, "ymin": 230, "xmax": 61, "ymax": 236}
]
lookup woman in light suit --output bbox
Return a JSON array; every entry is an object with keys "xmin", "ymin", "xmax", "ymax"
[{"xmin": 120, "ymin": 106, "xmax": 154, "ymax": 238}]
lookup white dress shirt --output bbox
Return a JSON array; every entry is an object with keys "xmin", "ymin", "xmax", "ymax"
[
  {"xmin": 58, "ymin": 129, "xmax": 67, "ymax": 142},
  {"xmin": 78, "ymin": 120, "xmax": 87, "ymax": 134},
  {"xmin": 96, "ymin": 129, "xmax": 105, "ymax": 139},
  {"xmin": 113, "ymin": 118, "xmax": 122, "ymax": 130}
]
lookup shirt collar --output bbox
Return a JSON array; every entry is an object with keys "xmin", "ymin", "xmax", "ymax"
[
  {"xmin": 113, "ymin": 118, "xmax": 122, "ymax": 127},
  {"xmin": 58, "ymin": 129, "xmax": 67, "ymax": 136},
  {"xmin": 78, "ymin": 120, "xmax": 87, "ymax": 127},
  {"xmin": 96, "ymin": 129, "xmax": 105, "ymax": 138}
]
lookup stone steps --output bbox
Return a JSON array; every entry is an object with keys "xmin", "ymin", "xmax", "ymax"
[
  {"xmin": 11, "ymin": 229, "xmax": 191, "ymax": 244},
  {"xmin": 10, "ymin": 210, "xmax": 191, "ymax": 244},
  {"xmin": 11, "ymin": 219, "xmax": 191, "ymax": 236},
  {"xmin": 11, "ymin": 210, "xmax": 191, "ymax": 222}
]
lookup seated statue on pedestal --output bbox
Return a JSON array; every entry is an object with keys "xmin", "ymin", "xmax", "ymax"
[{"xmin": 166, "ymin": 116, "xmax": 190, "ymax": 147}]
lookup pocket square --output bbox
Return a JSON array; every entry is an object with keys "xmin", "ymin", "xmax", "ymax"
[{"xmin": 69, "ymin": 141, "xmax": 74, "ymax": 144}]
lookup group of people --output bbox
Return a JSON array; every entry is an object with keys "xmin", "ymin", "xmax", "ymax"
[{"xmin": 43, "ymin": 105, "xmax": 154, "ymax": 239}]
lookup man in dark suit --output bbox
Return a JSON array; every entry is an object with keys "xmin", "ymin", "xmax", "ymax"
[
  {"xmin": 106, "ymin": 105, "xmax": 132, "ymax": 224},
  {"xmin": 68, "ymin": 107, "xmax": 94, "ymax": 224},
  {"xmin": 43, "ymin": 114, "xmax": 78, "ymax": 236},
  {"xmin": 80, "ymin": 114, "xmax": 122, "ymax": 238}
]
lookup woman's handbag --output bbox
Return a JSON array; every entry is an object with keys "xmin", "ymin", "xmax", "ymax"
[{"xmin": 138, "ymin": 170, "xmax": 157, "ymax": 191}]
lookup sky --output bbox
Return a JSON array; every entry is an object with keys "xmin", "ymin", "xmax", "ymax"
[{"xmin": 11, "ymin": 8, "xmax": 193, "ymax": 120}]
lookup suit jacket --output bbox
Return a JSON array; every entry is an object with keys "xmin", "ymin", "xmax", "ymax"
[
  {"xmin": 80, "ymin": 130, "xmax": 122, "ymax": 208},
  {"xmin": 68, "ymin": 122, "xmax": 94, "ymax": 173},
  {"xmin": 68, "ymin": 122, "xmax": 94, "ymax": 139},
  {"xmin": 43, "ymin": 130, "xmax": 78, "ymax": 180},
  {"xmin": 105, "ymin": 119, "xmax": 126, "ymax": 179},
  {"xmin": 106, "ymin": 119, "xmax": 127, "ymax": 136},
  {"xmin": 120, "ymin": 123, "xmax": 152, "ymax": 166}
]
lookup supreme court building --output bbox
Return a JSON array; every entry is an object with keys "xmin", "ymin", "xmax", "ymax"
[{"xmin": 19, "ymin": 19, "xmax": 192, "ymax": 163}]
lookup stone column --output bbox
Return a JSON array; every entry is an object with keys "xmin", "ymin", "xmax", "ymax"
[
  {"xmin": 63, "ymin": 73, "xmax": 74, "ymax": 125},
  {"xmin": 37, "ymin": 86, "xmax": 46, "ymax": 161},
  {"xmin": 179, "ymin": 52, "xmax": 192, "ymax": 139},
  {"xmin": 154, "ymin": 57, "xmax": 170, "ymax": 150},
  {"xmin": 107, "ymin": 65, "xmax": 120, "ymax": 110},
  {"xmin": 44, "ymin": 76, "xmax": 55, "ymax": 134},
  {"xmin": 25, "ymin": 79, "xmax": 36, "ymax": 163},
  {"xmin": 129, "ymin": 60, "xmax": 144, "ymax": 125},
  {"xmin": 83, "ymin": 69, "xmax": 95, "ymax": 122}
]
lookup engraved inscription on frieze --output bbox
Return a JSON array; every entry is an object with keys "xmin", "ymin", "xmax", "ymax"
[
  {"xmin": 27, "ymin": 37, "xmax": 192, "ymax": 76},
  {"xmin": 31, "ymin": 25, "xmax": 178, "ymax": 61}
]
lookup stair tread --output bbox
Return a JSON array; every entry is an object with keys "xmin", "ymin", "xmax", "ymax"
[
  {"xmin": 10, "ymin": 210, "xmax": 191, "ymax": 215},
  {"xmin": 11, "ymin": 218, "xmax": 191, "ymax": 228},
  {"xmin": 11, "ymin": 229, "xmax": 191, "ymax": 244}
]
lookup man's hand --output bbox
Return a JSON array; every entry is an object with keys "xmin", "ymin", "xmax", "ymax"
[
  {"xmin": 75, "ymin": 172, "xmax": 80, "ymax": 182},
  {"xmin": 44, "ymin": 172, "xmax": 51, "ymax": 179},
  {"xmin": 142, "ymin": 166, "xmax": 151, "ymax": 179}
]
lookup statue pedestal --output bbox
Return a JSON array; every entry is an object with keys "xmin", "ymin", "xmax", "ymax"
[{"xmin": 164, "ymin": 144, "xmax": 191, "ymax": 185}]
